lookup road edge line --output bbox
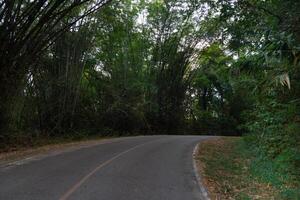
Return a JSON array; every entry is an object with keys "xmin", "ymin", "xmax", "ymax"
[{"xmin": 193, "ymin": 142, "xmax": 211, "ymax": 200}]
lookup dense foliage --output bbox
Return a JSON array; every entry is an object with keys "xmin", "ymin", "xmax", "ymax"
[{"xmin": 0, "ymin": 0, "xmax": 299, "ymax": 195}]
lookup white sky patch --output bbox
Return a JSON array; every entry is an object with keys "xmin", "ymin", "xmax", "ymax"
[
  {"xmin": 136, "ymin": 9, "xmax": 148, "ymax": 25},
  {"xmin": 95, "ymin": 62, "xmax": 111, "ymax": 77},
  {"xmin": 233, "ymin": 54, "xmax": 239, "ymax": 60}
]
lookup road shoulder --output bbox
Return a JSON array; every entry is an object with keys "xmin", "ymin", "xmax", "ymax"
[
  {"xmin": 194, "ymin": 137, "xmax": 278, "ymax": 200},
  {"xmin": 0, "ymin": 137, "xmax": 119, "ymax": 167}
]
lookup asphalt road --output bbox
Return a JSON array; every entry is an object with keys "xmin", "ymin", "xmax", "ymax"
[{"xmin": 0, "ymin": 135, "xmax": 210, "ymax": 200}]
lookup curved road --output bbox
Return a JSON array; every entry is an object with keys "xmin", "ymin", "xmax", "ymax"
[{"xmin": 0, "ymin": 136, "xmax": 210, "ymax": 200}]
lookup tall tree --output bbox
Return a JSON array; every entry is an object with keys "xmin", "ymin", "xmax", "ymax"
[{"xmin": 0, "ymin": 0, "xmax": 110, "ymax": 135}]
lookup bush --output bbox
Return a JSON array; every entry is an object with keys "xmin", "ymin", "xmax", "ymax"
[{"xmin": 242, "ymin": 99, "xmax": 300, "ymax": 198}]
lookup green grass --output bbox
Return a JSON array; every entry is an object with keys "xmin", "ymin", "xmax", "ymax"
[
  {"xmin": 247, "ymin": 148, "xmax": 300, "ymax": 199},
  {"xmin": 197, "ymin": 137, "xmax": 300, "ymax": 199},
  {"xmin": 197, "ymin": 138, "xmax": 278, "ymax": 199}
]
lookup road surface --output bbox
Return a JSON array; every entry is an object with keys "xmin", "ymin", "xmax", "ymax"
[{"xmin": 0, "ymin": 135, "xmax": 210, "ymax": 200}]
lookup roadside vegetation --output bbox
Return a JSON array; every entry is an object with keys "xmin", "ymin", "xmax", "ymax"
[
  {"xmin": 0, "ymin": 136, "xmax": 114, "ymax": 162},
  {"xmin": 0, "ymin": 0, "xmax": 299, "ymax": 197},
  {"xmin": 196, "ymin": 138, "xmax": 299, "ymax": 200}
]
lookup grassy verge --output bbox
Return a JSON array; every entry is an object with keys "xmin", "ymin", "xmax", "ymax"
[
  {"xmin": 0, "ymin": 128, "xmax": 134, "ymax": 153},
  {"xmin": 0, "ymin": 133, "xmax": 119, "ymax": 162},
  {"xmin": 1, "ymin": 134, "xmax": 112, "ymax": 153},
  {"xmin": 195, "ymin": 137, "xmax": 285, "ymax": 200}
]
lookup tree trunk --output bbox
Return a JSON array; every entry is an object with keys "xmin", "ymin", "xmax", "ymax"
[{"xmin": 0, "ymin": 61, "xmax": 26, "ymax": 136}]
